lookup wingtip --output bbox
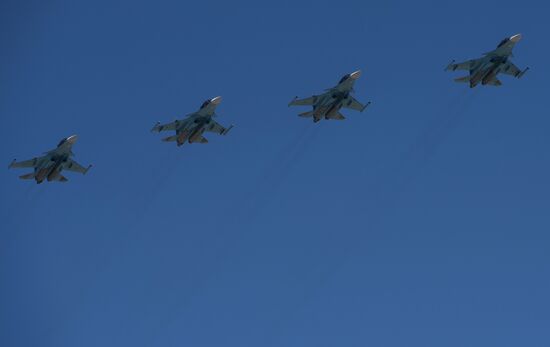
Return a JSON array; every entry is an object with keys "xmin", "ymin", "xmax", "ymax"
[
  {"xmin": 150, "ymin": 122, "xmax": 161, "ymax": 133},
  {"xmin": 518, "ymin": 67, "xmax": 529, "ymax": 78},
  {"xmin": 85, "ymin": 164, "xmax": 92, "ymax": 174},
  {"xmin": 288, "ymin": 96, "xmax": 298, "ymax": 107},
  {"xmin": 361, "ymin": 101, "xmax": 372, "ymax": 112},
  {"xmin": 8, "ymin": 159, "xmax": 16, "ymax": 169},
  {"xmin": 445, "ymin": 60, "xmax": 456, "ymax": 71},
  {"xmin": 223, "ymin": 125, "xmax": 234, "ymax": 135}
]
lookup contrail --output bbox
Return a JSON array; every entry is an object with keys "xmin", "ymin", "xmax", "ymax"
[
  {"xmin": 241, "ymin": 122, "xmax": 316, "ymax": 220},
  {"xmin": 133, "ymin": 148, "xmax": 180, "ymax": 220},
  {"xmin": 258, "ymin": 89, "xmax": 483, "ymax": 346},
  {"xmin": 143, "ymin": 121, "xmax": 321, "ymax": 346}
]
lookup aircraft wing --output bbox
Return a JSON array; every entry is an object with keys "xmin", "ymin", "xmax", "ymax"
[
  {"xmin": 9, "ymin": 157, "xmax": 41, "ymax": 169},
  {"xmin": 206, "ymin": 121, "xmax": 233, "ymax": 135},
  {"xmin": 63, "ymin": 159, "xmax": 91, "ymax": 174},
  {"xmin": 343, "ymin": 96, "xmax": 370, "ymax": 112},
  {"xmin": 151, "ymin": 120, "xmax": 179, "ymax": 132},
  {"xmin": 501, "ymin": 61, "xmax": 528, "ymax": 78},
  {"xmin": 446, "ymin": 59, "xmax": 475, "ymax": 71},
  {"xmin": 289, "ymin": 95, "xmax": 319, "ymax": 106}
]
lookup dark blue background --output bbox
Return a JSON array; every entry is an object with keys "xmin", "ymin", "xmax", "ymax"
[{"xmin": 1, "ymin": 0, "xmax": 549, "ymax": 346}]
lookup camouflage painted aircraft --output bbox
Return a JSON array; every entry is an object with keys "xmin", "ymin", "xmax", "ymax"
[
  {"xmin": 288, "ymin": 70, "xmax": 371, "ymax": 123},
  {"xmin": 151, "ymin": 96, "xmax": 233, "ymax": 147},
  {"xmin": 446, "ymin": 34, "xmax": 529, "ymax": 88},
  {"xmin": 9, "ymin": 135, "xmax": 92, "ymax": 184}
]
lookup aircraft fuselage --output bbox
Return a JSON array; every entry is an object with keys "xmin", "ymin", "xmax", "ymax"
[
  {"xmin": 470, "ymin": 57, "xmax": 507, "ymax": 87},
  {"xmin": 312, "ymin": 91, "xmax": 350, "ymax": 120}
]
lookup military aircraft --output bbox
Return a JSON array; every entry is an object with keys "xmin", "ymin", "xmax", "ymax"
[
  {"xmin": 8, "ymin": 135, "xmax": 92, "ymax": 184},
  {"xmin": 288, "ymin": 70, "xmax": 371, "ymax": 123},
  {"xmin": 151, "ymin": 96, "xmax": 233, "ymax": 147},
  {"xmin": 446, "ymin": 34, "xmax": 529, "ymax": 88}
]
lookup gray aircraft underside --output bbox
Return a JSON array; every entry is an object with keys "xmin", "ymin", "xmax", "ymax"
[
  {"xmin": 151, "ymin": 96, "xmax": 233, "ymax": 147},
  {"xmin": 8, "ymin": 135, "xmax": 92, "ymax": 184},
  {"xmin": 8, "ymin": 35, "xmax": 532, "ymax": 183},
  {"xmin": 446, "ymin": 34, "xmax": 529, "ymax": 88},
  {"xmin": 289, "ymin": 70, "xmax": 371, "ymax": 123}
]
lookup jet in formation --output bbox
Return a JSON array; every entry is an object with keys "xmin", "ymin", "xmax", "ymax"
[
  {"xmin": 151, "ymin": 96, "xmax": 233, "ymax": 147},
  {"xmin": 289, "ymin": 70, "xmax": 371, "ymax": 123},
  {"xmin": 9, "ymin": 135, "xmax": 92, "ymax": 184},
  {"xmin": 446, "ymin": 34, "xmax": 529, "ymax": 88},
  {"xmin": 7, "ymin": 34, "xmax": 532, "ymax": 184}
]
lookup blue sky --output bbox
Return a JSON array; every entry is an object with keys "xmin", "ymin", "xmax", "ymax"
[{"xmin": 1, "ymin": 0, "xmax": 549, "ymax": 346}]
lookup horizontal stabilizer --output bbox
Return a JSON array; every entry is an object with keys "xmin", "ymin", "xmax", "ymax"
[
  {"xmin": 58, "ymin": 175, "xmax": 68, "ymax": 182},
  {"xmin": 19, "ymin": 173, "xmax": 35, "ymax": 180},
  {"xmin": 327, "ymin": 112, "xmax": 345, "ymax": 120},
  {"xmin": 298, "ymin": 110, "xmax": 315, "ymax": 118},
  {"xmin": 162, "ymin": 135, "xmax": 178, "ymax": 142},
  {"xmin": 485, "ymin": 78, "xmax": 502, "ymax": 87},
  {"xmin": 454, "ymin": 76, "xmax": 471, "ymax": 83},
  {"xmin": 189, "ymin": 135, "xmax": 209, "ymax": 144}
]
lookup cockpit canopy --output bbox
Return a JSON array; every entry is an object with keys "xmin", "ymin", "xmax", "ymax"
[
  {"xmin": 497, "ymin": 38, "xmax": 509, "ymax": 48},
  {"xmin": 338, "ymin": 74, "xmax": 350, "ymax": 84},
  {"xmin": 57, "ymin": 138, "xmax": 67, "ymax": 147},
  {"xmin": 200, "ymin": 100, "xmax": 211, "ymax": 109}
]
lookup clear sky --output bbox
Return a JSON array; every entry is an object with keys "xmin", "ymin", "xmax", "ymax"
[{"xmin": 1, "ymin": 0, "xmax": 549, "ymax": 346}]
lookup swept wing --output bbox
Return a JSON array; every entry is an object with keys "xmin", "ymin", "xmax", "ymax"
[
  {"xmin": 151, "ymin": 120, "xmax": 180, "ymax": 132},
  {"xmin": 446, "ymin": 59, "xmax": 476, "ymax": 72},
  {"xmin": 9, "ymin": 157, "xmax": 41, "ymax": 168},
  {"xmin": 289, "ymin": 95, "xmax": 320, "ymax": 106},
  {"xmin": 501, "ymin": 61, "xmax": 528, "ymax": 78},
  {"xmin": 343, "ymin": 96, "xmax": 370, "ymax": 112},
  {"xmin": 205, "ymin": 121, "xmax": 233, "ymax": 135},
  {"xmin": 63, "ymin": 159, "xmax": 92, "ymax": 174}
]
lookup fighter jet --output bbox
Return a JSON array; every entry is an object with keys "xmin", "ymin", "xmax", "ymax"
[
  {"xmin": 446, "ymin": 34, "xmax": 529, "ymax": 88},
  {"xmin": 288, "ymin": 70, "xmax": 371, "ymax": 123},
  {"xmin": 8, "ymin": 135, "xmax": 92, "ymax": 184},
  {"xmin": 151, "ymin": 96, "xmax": 233, "ymax": 147}
]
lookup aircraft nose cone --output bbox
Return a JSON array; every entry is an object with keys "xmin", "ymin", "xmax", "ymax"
[
  {"xmin": 510, "ymin": 34, "xmax": 522, "ymax": 43},
  {"xmin": 211, "ymin": 96, "xmax": 222, "ymax": 105},
  {"xmin": 350, "ymin": 70, "xmax": 362, "ymax": 80},
  {"xmin": 67, "ymin": 135, "xmax": 78, "ymax": 144}
]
